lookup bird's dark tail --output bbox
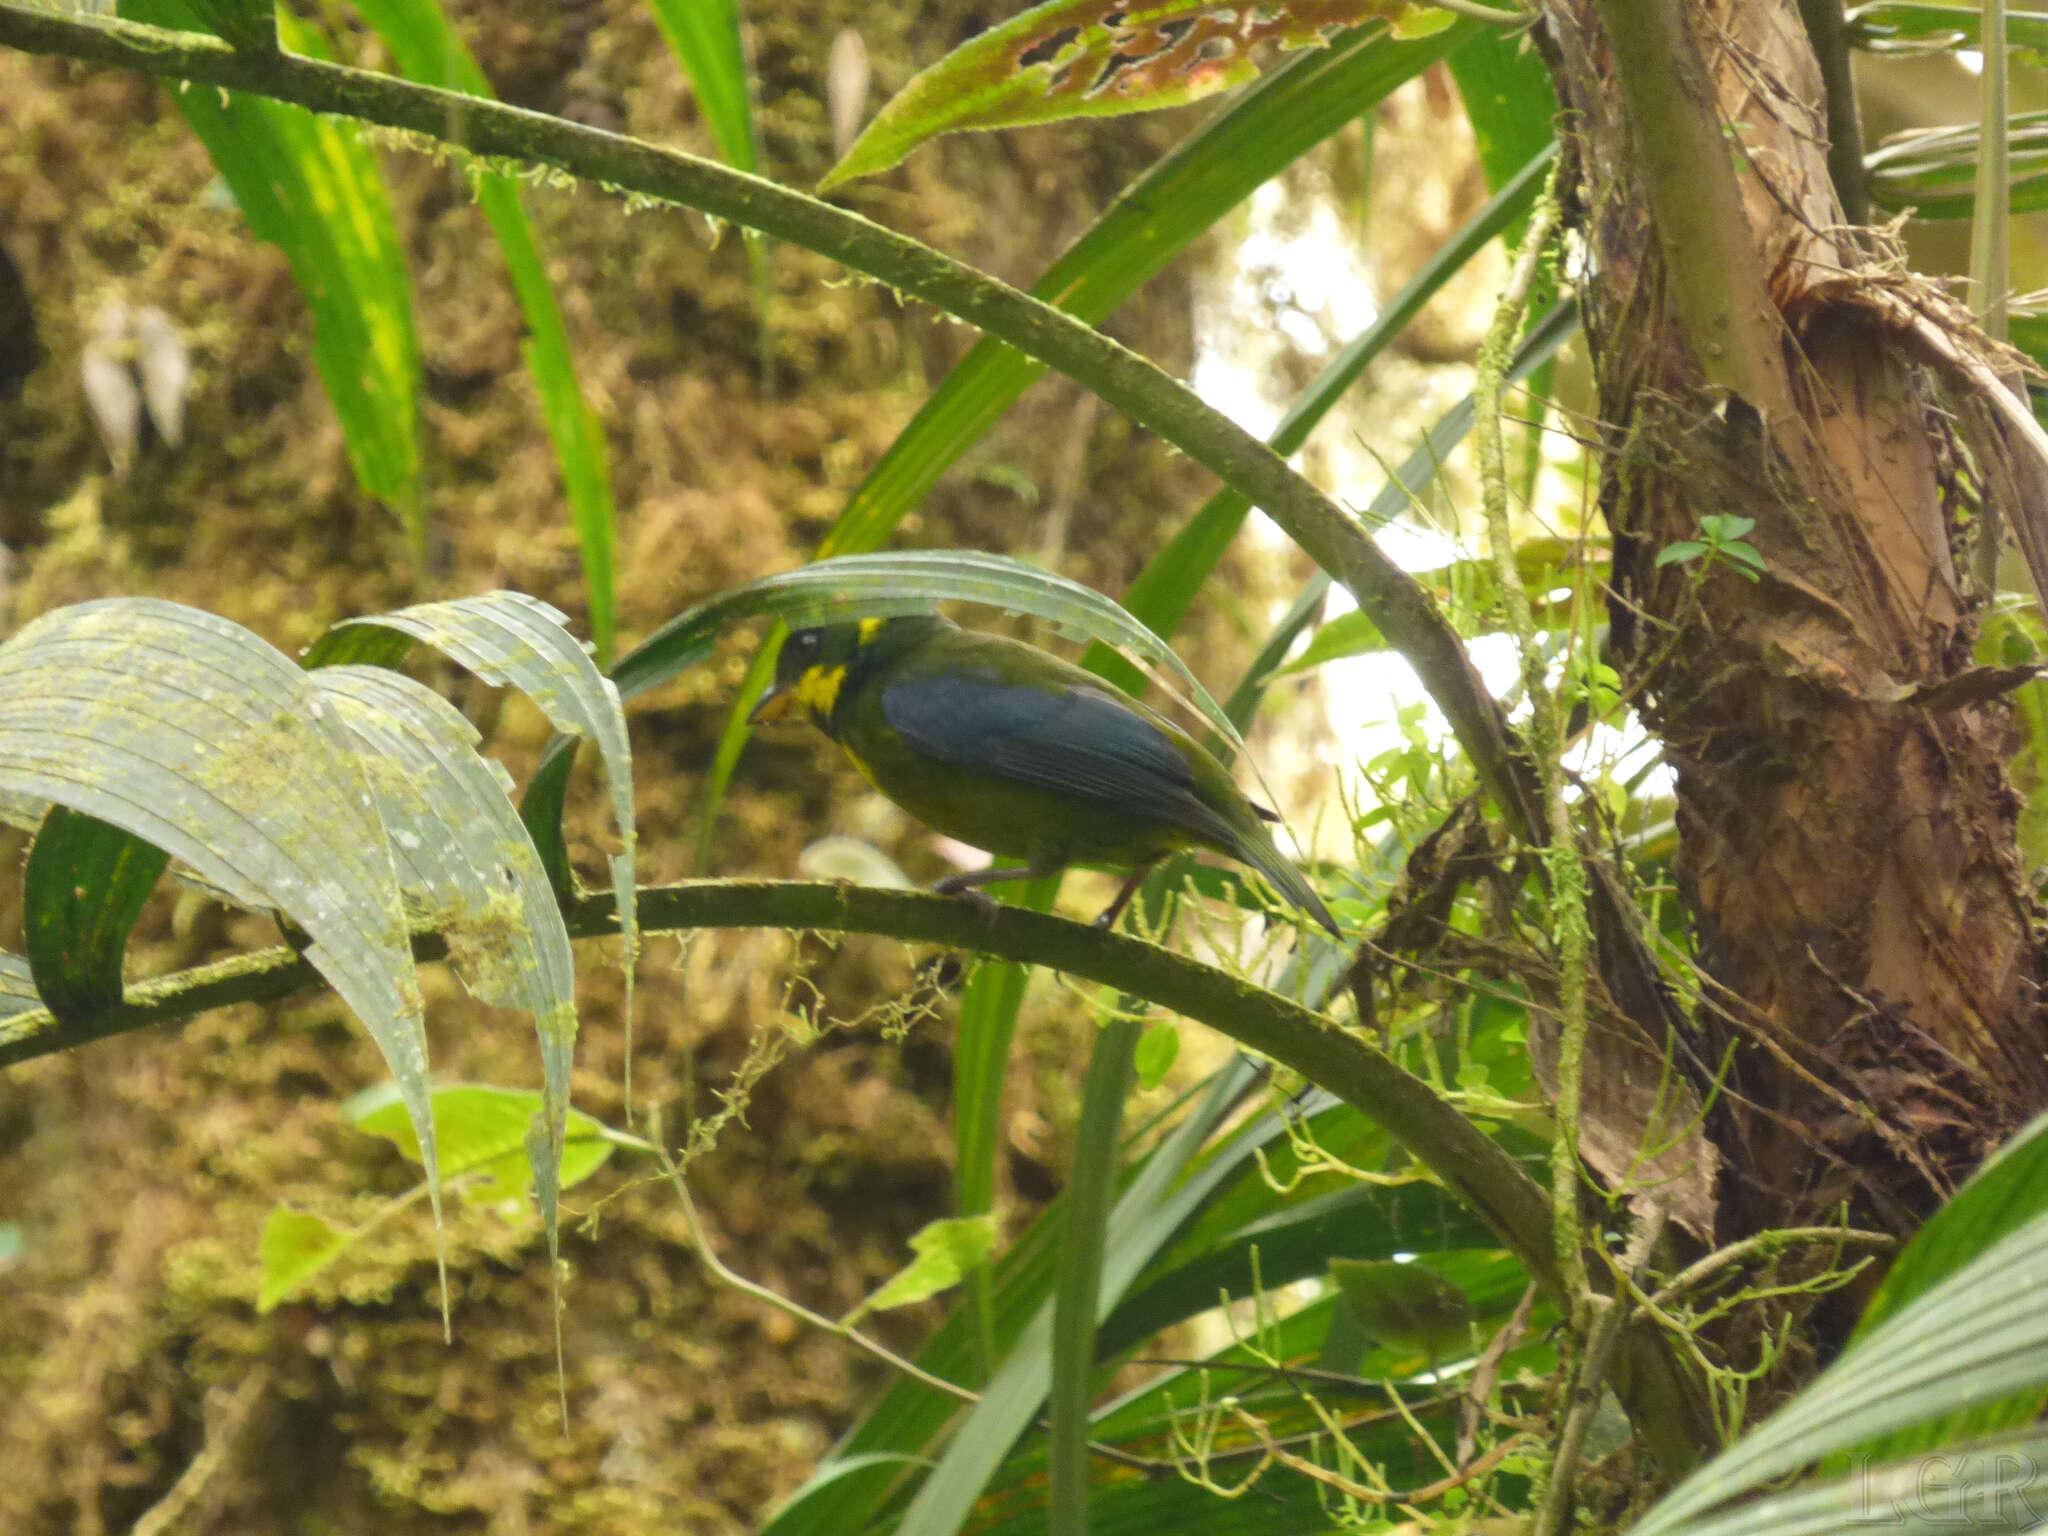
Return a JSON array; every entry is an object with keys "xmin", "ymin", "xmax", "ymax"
[{"xmin": 1232, "ymin": 824, "xmax": 1341, "ymax": 938}]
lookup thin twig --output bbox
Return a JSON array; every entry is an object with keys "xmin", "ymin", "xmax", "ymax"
[
  {"xmin": 1472, "ymin": 160, "xmax": 1589, "ymax": 1306},
  {"xmin": 1534, "ymin": 1206, "xmax": 1667, "ymax": 1536},
  {"xmin": 1229, "ymin": 1404, "xmax": 1529, "ymax": 1507},
  {"xmin": 1648, "ymin": 1224, "xmax": 1895, "ymax": 1309},
  {"xmin": 651, "ymin": 1125, "xmax": 978, "ymax": 1406}
]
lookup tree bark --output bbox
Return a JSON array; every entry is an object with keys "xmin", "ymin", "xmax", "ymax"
[{"xmin": 1544, "ymin": 0, "xmax": 2048, "ymax": 1248}]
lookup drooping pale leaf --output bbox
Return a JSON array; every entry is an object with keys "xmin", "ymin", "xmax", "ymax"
[
  {"xmin": 615, "ymin": 551, "xmax": 1246, "ymax": 763},
  {"xmin": 848, "ymin": 1215, "xmax": 1000, "ymax": 1323},
  {"xmin": 121, "ymin": 1, "xmax": 423, "ymax": 550},
  {"xmin": 306, "ymin": 665, "xmax": 578, "ymax": 1270},
  {"xmin": 0, "ymin": 952, "xmax": 41, "ymax": 1018},
  {"xmin": 1632, "ymin": 1206, "xmax": 2048, "ymax": 1536},
  {"xmin": 258, "ymin": 1208, "xmax": 351, "ymax": 1313},
  {"xmin": 823, "ymin": 0, "xmax": 1452, "ymax": 188},
  {"xmin": 0, "ymin": 598, "xmax": 442, "ymax": 1286},
  {"xmin": 308, "ymin": 591, "xmax": 636, "ymax": 1000},
  {"xmin": 23, "ymin": 806, "xmax": 169, "ymax": 1018},
  {"xmin": 349, "ymin": 0, "xmax": 622, "ymax": 663}
]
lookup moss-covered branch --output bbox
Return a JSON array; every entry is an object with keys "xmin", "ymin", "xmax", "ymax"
[
  {"xmin": 0, "ymin": 3, "xmax": 1530, "ymax": 833},
  {"xmin": 0, "ymin": 879, "xmax": 1553, "ymax": 1281},
  {"xmin": 0, "ymin": 874, "xmax": 1712, "ymax": 1462}
]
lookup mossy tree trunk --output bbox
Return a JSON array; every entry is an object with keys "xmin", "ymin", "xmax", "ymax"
[{"xmin": 1547, "ymin": 0, "xmax": 2048, "ymax": 1249}]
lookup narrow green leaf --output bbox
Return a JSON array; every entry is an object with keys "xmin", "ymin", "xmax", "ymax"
[
  {"xmin": 762, "ymin": 1454, "xmax": 931, "ymax": 1535},
  {"xmin": 182, "ymin": 0, "xmax": 274, "ymax": 53},
  {"xmin": 646, "ymin": 0, "xmax": 756, "ymax": 174},
  {"xmin": 954, "ymin": 913, "xmax": 1046, "ymax": 1383},
  {"xmin": 765, "ymin": 1059, "xmax": 1261, "ymax": 1534},
  {"xmin": 1445, "ymin": 18, "xmax": 1558, "ymax": 246},
  {"xmin": 23, "ymin": 806, "xmax": 169, "ymax": 1018},
  {"xmin": 518, "ymin": 734, "xmax": 581, "ymax": 900},
  {"xmin": 351, "ymin": 0, "xmax": 621, "ymax": 662},
  {"xmin": 1049, "ymin": 1020, "xmax": 1140, "ymax": 1534},
  {"xmin": 122, "ymin": 0, "xmax": 424, "ymax": 554},
  {"xmin": 899, "ymin": 1019, "xmax": 1147, "ymax": 1536},
  {"xmin": 825, "ymin": 0, "xmax": 1447, "ymax": 188}
]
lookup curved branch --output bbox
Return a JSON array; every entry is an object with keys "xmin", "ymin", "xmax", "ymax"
[
  {"xmin": 0, "ymin": 879, "xmax": 1556, "ymax": 1283},
  {"xmin": 0, "ymin": 3, "xmax": 1530, "ymax": 831},
  {"xmin": 0, "ymin": 877, "xmax": 1710, "ymax": 1461}
]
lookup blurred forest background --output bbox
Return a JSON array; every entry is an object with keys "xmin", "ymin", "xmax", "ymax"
[{"xmin": 1, "ymin": 1, "xmax": 2044, "ymax": 1533}]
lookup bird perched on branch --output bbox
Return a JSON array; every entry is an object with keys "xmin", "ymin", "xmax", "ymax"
[{"xmin": 751, "ymin": 613, "xmax": 1339, "ymax": 936}]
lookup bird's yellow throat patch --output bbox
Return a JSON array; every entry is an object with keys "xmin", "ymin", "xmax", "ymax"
[{"xmin": 792, "ymin": 662, "xmax": 847, "ymax": 719}]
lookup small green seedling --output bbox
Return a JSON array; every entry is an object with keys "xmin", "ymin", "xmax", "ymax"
[{"xmin": 1656, "ymin": 514, "xmax": 1766, "ymax": 583}]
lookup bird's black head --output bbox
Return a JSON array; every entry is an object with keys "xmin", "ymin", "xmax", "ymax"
[{"xmin": 751, "ymin": 613, "xmax": 940, "ymax": 731}]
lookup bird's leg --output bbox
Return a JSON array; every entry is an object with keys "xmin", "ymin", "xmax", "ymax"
[
  {"xmin": 1094, "ymin": 862, "xmax": 1157, "ymax": 930},
  {"xmin": 931, "ymin": 860, "xmax": 1062, "ymax": 913}
]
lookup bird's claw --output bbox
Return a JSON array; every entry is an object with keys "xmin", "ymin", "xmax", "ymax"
[{"xmin": 936, "ymin": 882, "xmax": 1001, "ymax": 917}]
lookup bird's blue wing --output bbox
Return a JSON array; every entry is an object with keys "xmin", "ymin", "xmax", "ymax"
[{"xmin": 880, "ymin": 674, "xmax": 1237, "ymax": 846}]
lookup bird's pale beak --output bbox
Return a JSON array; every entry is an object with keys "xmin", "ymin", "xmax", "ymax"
[{"xmin": 749, "ymin": 686, "xmax": 795, "ymax": 724}]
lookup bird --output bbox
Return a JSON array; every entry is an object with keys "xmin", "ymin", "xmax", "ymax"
[{"xmin": 750, "ymin": 613, "xmax": 1340, "ymax": 936}]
